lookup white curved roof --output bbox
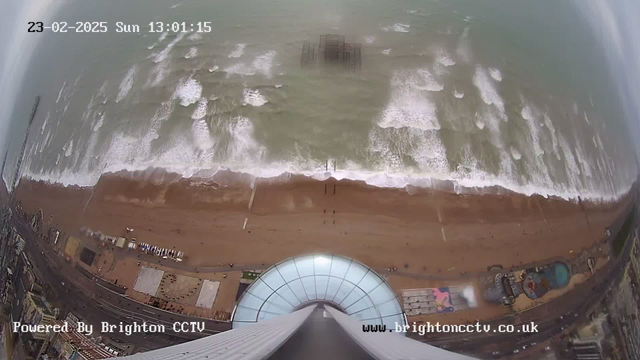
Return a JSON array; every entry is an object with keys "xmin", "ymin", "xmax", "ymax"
[{"xmin": 232, "ymin": 254, "xmax": 406, "ymax": 333}]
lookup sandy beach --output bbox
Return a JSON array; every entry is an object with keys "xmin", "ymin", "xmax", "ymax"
[{"xmin": 14, "ymin": 170, "xmax": 632, "ymax": 276}]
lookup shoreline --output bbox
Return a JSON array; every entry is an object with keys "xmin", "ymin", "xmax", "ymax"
[
  {"xmin": 18, "ymin": 163, "xmax": 636, "ymax": 203},
  {"xmin": 13, "ymin": 169, "xmax": 634, "ymax": 276}
]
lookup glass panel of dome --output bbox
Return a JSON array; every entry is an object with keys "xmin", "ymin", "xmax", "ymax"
[
  {"xmin": 381, "ymin": 314, "xmax": 404, "ymax": 331},
  {"xmin": 261, "ymin": 269, "xmax": 286, "ymax": 290},
  {"xmin": 258, "ymin": 310, "xmax": 280, "ymax": 321},
  {"xmin": 301, "ymin": 276, "xmax": 317, "ymax": 299},
  {"xmin": 344, "ymin": 263, "xmax": 368, "ymax": 284},
  {"xmin": 329, "ymin": 257, "xmax": 351, "ymax": 278},
  {"xmin": 263, "ymin": 292, "xmax": 295, "ymax": 313},
  {"xmin": 332, "ymin": 279, "xmax": 355, "ymax": 304},
  {"xmin": 351, "ymin": 306, "xmax": 380, "ymax": 322},
  {"xmin": 247, "ymin": 278, "xmax": 274, "ymax": 300},
  {"xmin": 376, "ymin": 297, "xmax": 403, "ymax": 317},
  {"xmin": 341, "ymin": 286, "xmax": 367, "ymax": 309},
  {"xmin": 275, "ymin": 259, "xmax": 299, "ymax": 282},
  {"xmin": 269, "ymin": 292, "xmax": 298, "ymax": 309},
  {"xmin": 286, "ymin": 278, "xmax": 309, "ymax": 302},
  {"xmin": 232, "ymin": 306, "xmax": 259, "ymax": 322},
  {"xmin": 275, "ymin": 285, "xmax": 303, "ymax": 307},
  {"xmin": 367, "ymin": 281, "xmax": 396, "ymax": 304},
  {"xmin": 357, "ymin": 272, "xmax": 383, "ymax": 293},
  {"xmin": 313, "ymin": 255, "xmax": 332, "ymax": 275},
  {"xmin": 325, "ymin": 276, "xmax": 343, "ymax": 300},
  {"xmin": 360, "ymin": 317, "xmax": 381, "ymax": 327},
  {"xmin": 315, "ymin": 275, "xmax": 329, "ymax": 299},
  {"xmin": 293, "ymin": 255, "xmax": 315, "ymax": 277},
  {"xmin": 238, "ymin": 291, "xmax": 266, "ymax": 310},
  {"xmin": 345, "ymin": 293, "xmax": 374, "ymax": 313},
  {"xmin": 232, "ymin": 254, "xmax": 407, "ymax": 331},
  {"xmin": 232, "ymin": 321, "xmax": 252, "ymax": 328}
]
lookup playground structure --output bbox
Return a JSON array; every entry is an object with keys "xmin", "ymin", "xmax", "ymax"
[{"xmin": 522, "ymin": 262, "xmax": 571, "ymax": 299}]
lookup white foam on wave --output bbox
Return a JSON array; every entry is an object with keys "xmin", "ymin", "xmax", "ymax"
[
  {"xmin": 173, "ymin": 78, "xmax": 203, "ymax": 107},
  {"xmin": 188, "ymin": 32, "xmax": 202, "ymax": 41},
  {"xmin": 382, "ymin": 49, "xmax": 391, "ymax": 55},
  {"xmin": 435, "ymin": 49, "xmax": 456, "ymax": 67},
  {"xmin": 456, "ymin": 27, "xmax": 471, "ymax": 63},
  {"xmin": 378, "ymin": 70, "xmax": 440, "ymax": 131},
  {"xmin": 573, "ymin": 140, "xmax": 593, "ymax": 178},
  {"xmin": 473, "ymin": 66, "xmax": 505, "ymax": 118},
  {"xmin": 382, "ymin": 23, "xmax": 410, "ymax": 33},
  {"xmin": 41, "ymin": 112, "xmax": 50, "ymax": 133},
  {"xmin": 227, "ymin": 117, "xmax": 264, "ymax": 163},
  {"xmin": 252, "ymin": 51, "xmax": 277, "ymax": 78},
  {"xmin": 64, "ymin": 139, "xmax": 73, "ymax": 158},
  {"xmin": 365, "ymin": 36, "xmax": 376, "ymax": 44},
  {"xmin": 224, "ymin": 51, "xmax": 277, "ymax": 78},
  {"xmin": 521, "ymin": 104, "xmax": 545, "ymax": 157},
  {"xmin": 185, "ymin": 47, "xmax": 198, "ymax": 59},
  {"xmin": 97, "ymin": 81, "xmax": 109, "ymax": 104},
  {"xmin": 224, "ymin": 63, "xmax": 255, "ymax": 76},
  {"xmin": 191, "ymin": 97, "xmax": 208, "ymax": 119},
  {"xmin": 25, "ymin": 131, "xmax": 632, "ymax": 202},
  {"xmin": 192, "ymin": 118, "xmax": 215, "ymax": 150},
  {"xmin": 153, "ymin": 32, "xmax": 186, "ymax": 63},
  {"xmin": 228, "ymin": 44, "xmax": 246, "ymax": 58},
  {"xmin": 23, "ymin": 79, "xmax": 634, "ymax": 202},
  {"xmin": 23, "ymin": 98, "xmax": 179, "ymax": 188},
  {"xmin": 583, "ymin": 111, "xmax": 590, "ymax": 124},
  {"xmin": 543, "ymin": 113, "xmax": 561, "ymax": 160},
  {"xmin": 40, "ymin": 131, "xmax": 51, "ymax": 153},
  {"xmin": 413, "ymin": 69, "xmax": 444, "ymax": 91},
  {"xmin": 559, "ymin": 134, "xmax": 581, "ymax": 183},
  {"xmin": 146, "ymin": 60, "xmax": 171, "ymax": 88},
  {"xmin": 438, "ymin": 27, "xmax": 453, "ymax": 35},
  {"xmin": 56, "ymin": 81, "xmax": 66, "ymax": 103},
  {"xmin": 368, "ymin": 123, "xmax": 452, "ymax": 187},
  {"xmin": 116, "ymin": 65, "xmax": 138, "ymax": 103},
  {"xmin": 93, "ymin": 112, "xmax": 105, "ymax": 131},
  {"xmin": 454, "ymin": 90, "xmax": 464, "ymax": 99},
  {"xmin": 489, "ymin": 68, "xmax": 502, "ymax": 82},
  {"xmin": 243, "ymin": 88, "xmax": 268, "ymax": 107},
  {"xmin": 148, "ymin": 32, "xmax": 168, "ymax": 50}
]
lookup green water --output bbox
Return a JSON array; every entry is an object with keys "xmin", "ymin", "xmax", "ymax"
[{"xmin": 4, "ymin": 0, "xmax": 637, "ymax": 199}]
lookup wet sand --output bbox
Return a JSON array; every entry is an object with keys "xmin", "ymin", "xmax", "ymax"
[{"xmin": 14, "ymin": 170, "xmax": 633, "ymax": 275}]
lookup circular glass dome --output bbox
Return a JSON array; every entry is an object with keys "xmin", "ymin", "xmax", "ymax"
[{"xmin": 232, "ymin": 254, "xmax": 406, "ymax": 334}]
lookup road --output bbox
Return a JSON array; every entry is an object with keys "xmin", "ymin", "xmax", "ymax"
[
  {"xmin": 415, "ymin": 197, "xmax": 638, "ymax": 358},
  {"xmin": 12, "ymin": 217, "xmax": 232, "ymax": 351}
]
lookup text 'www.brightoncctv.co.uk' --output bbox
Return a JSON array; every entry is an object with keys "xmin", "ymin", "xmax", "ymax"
[{"xmin": 361, "ymin": 322, "xmax": 539, "ymax": 336}]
